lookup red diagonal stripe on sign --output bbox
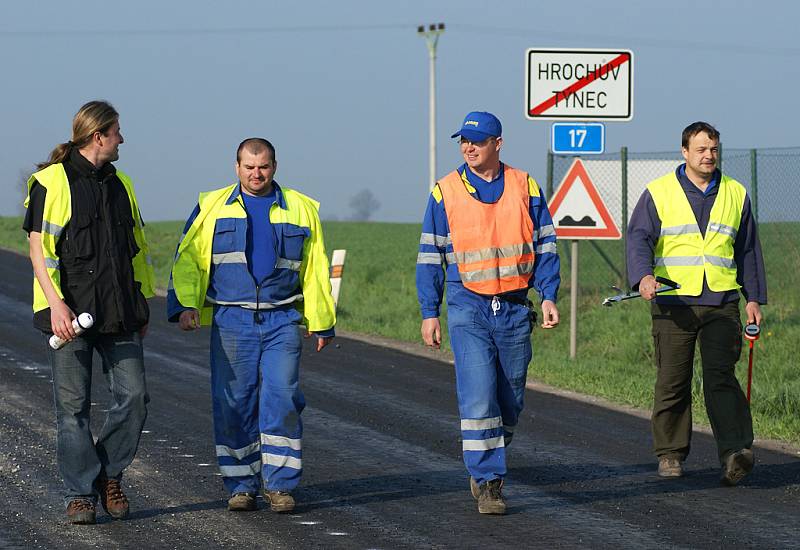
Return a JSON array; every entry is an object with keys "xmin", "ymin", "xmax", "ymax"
[{"xmin": 529, "ymin": 53, "xmax": 630, "ymax": 116}]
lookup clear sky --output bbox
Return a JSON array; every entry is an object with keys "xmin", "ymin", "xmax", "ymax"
[{"xmin": 1, "ymin": 0, "xmax": 797, "ymax": 222}]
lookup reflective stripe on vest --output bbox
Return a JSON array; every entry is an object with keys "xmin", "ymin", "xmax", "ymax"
[
  {"xmin": 438, "ymin": 165, "xmax": 534, "ymax": 295},
  {"xmin": 24, "ymin": 164, "xmax": 155, "ymax": 313},
  {"xmin": 647, "ymin": 172, "xmax": 745, "ymax": 296}
]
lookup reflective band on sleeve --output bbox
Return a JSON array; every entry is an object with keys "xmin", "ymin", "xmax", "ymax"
[
  {"xmin": 44, "ymin": 257, "xmax": 60, "ymax": 270},
  {"xmin": 41, "ymin": 220, "xmax": 64, "ymax": 238},
  {"xmin": 461, "ymin": 417, "xmax": 502, "ymax": 431},
  {"xmin": 462, "ymin": 436, "xmax": 505, "ymax": 451},
  {"xmin": 705, "ymin": 255, "xmax": 737, "ymax": 268},
  {"xmin": 216, "ymin": 441, "xmax": 260, "ymax": 460},
  {"xmin": 419, "ymin": 233, "xmax": 451, "ymax": 247},
  {"xmin": 445, "ymin": 252, "xmax": 456, "ymax": 264},
  {"xmin": 263, "ymin": 453, "xmax": 302, "ymax": 470},
  {"xmin": 654, "ymin": 256, "xmax": 704, "ymax": 267},
  {"xmin": 707, "ymin": 222, "xmax": 737, "ymax": 239},
  {"xmin": 536, "ymin": 242, "xmax": 557, "ymax": 255},
  {"xmin": 276, "ymin": 258, "xmax": 302, "ymax": 271},
  {"xmin": 535, "ymin": 224, "xmax": 556, "ymax": 240},
  {"xmin": 461, "ymin": 261, "xmax": 535, "ymax": 283},
  {"xmin": 454, "ymin": 242, "xmax": 534, "ymax": 266},
  {"xmin": 212, "ymin": 251, "xmax": 247, "ymax": 265},
  {"xmin": 660, "ymin": 223, "xmax": 701, "ymax": 237},
  {"xmin": 261, "ymin": 434, "xmax": 302, "ymax": 451},
  {"xmin": 219, "ymin": 460, "xmax": 261, "ymax": 478},
  {"xmin": 417, "ymin": 252, "xmax": 444, "ymax": 265}
]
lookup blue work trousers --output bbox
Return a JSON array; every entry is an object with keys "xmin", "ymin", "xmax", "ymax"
[
  {"xmin": 210, "ymin": 305, "xmax": 304, "ymax": 495},
  {"xmin": 48, "ymin": 331, "xmax": 148, "ymax": 506},
  {"xmin": 447, "ymin": 285, "xmax": 533, "ymax": 485}
]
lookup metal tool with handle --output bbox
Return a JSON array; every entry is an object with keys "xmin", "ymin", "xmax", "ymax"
[{"xmin": 601, "ymin": 277, "xmax": 681, "ymax": 306}]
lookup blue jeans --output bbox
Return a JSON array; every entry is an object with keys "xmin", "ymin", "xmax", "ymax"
[
  {"xmin": 447, "ymin": 285, "xmax": 533, "ymax": 485},
  {"xmin": 48, "ymin": 331, "xmax": 148, "ymax": 506},
  {"xmin": 210, "ymin": 305, "xmax": 304, "ymax": 495}
]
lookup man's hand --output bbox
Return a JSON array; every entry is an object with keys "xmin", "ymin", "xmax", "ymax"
[
  {"xmin": 50, "ymin": 300, "xmax": 77, "ymax": 342},
  {"xmin": 421, "ymin": 317, "xmax": 441, "ymax": 349},
  {"xmin": 638, "ymin": 275, "xmax": 658, "ymax": 300},
  {"xmin": 178, "ymin": 309, "xmax": 200, "ymax": 331},
  {"xmin": 540, "ymin": 300, "xmax": 560, "ymax": 329},
  {"xmin": 315, "ymin": 335, "xmax": 333, "ymax": 352},
  {"xmin": 745, "ymin": 301, "xmax": 763, "ymax": 326}
]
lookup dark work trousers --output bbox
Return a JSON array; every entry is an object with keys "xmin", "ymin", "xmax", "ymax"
[{"xmin": 651, "ymin": 301, "xmax": 753, "ymax": 464}]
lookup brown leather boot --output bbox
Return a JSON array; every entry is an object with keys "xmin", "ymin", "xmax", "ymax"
[
  {"xmin": 96, "ymin": 477, "xmax": 130, "ymax": 519},
  {"xmin": 66, "ymin": 499, "xmax": 96, "ymax": 525}
]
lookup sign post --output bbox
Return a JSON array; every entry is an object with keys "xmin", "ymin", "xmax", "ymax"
[{"xmin": 549, "ymin": 159, "xmax": 622, "ymax": 358}]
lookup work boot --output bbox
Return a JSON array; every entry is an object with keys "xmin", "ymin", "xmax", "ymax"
[
  {"xmin": 96, "ymin": 476, "xmax": 130, "ymax": 519},
  {"xmin": 262, "ymin": 489, "xmax": 295, "ymax": 513},
  {"xmin": 721, "ymin": 448, "xmax": 755, "ymax": 486},
  {"xmin": 476, "ymin": 479, "xmax": 506, "ymax": 515},
  {"xmin": 657, "ymin": 457, "xmax": 683, "ymax": 478},
  {"xmin": 228, "ymin": 493, "xmax": 257, "ymax": 512},
  {"xmin": 66, "ymin": 499, "xmax": 96, "ymax": 525}
]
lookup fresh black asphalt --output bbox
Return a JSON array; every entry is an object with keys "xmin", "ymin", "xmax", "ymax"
[{"xmin": 1, "ymin": 248, "xmax": 798, "ymax": 549}]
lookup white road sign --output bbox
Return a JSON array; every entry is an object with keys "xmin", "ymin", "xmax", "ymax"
[{"xmin": 526, "ymin": 48, "xmax": 633, "ymax": 121}]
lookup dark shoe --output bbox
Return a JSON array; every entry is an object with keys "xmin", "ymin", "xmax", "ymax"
[
  {"xmin": 721, "ymin": 448, "xmax": 755, "ymax": 486},
  {"xmin": 66, "ymin": 499, "xmax": 96, "ymax": 525},
  {"xmin": 262, "ymin": 489, "xmax": 295, "ymax": 513},
  {"xmin": 476, "ymin": 479, "xmax": 506, "ymax": 515},
  {"xmin": 96, "ymin": 477, "xmax": 130, "ymax": 519},
  {"xmin": 228, "ymin": 492, "xmax": 257, "ymax": 511},
  {"xmin": 657, "ymin": 457, "xmax": 683, "ymax": 478}
]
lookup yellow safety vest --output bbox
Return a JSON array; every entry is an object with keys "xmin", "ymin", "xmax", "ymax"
[
  {"xmin": 647, "ymin": 172, "xmax": 745, "ymax": 296},
  {"xmin": 24, "ymin": 164, "xmax": 155, "ymax": 312},
  {"xmin": 170, "ymin": 184, "xmax": 336, "ymax": 330}
]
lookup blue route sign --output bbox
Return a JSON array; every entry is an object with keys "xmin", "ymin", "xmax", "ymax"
[{"xmin": 551, "ymin": 122, "xmax": 605, "ymax": 155}]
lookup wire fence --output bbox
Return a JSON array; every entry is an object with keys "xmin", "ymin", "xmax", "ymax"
[{"xmin": 546, "ymin": 146, "xmax": 800, "ymax": 294}]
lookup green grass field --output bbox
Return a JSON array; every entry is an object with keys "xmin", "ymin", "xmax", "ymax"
[{"xmin": 3, "ymin": 217, "xmax": 797, "ymax": 445}]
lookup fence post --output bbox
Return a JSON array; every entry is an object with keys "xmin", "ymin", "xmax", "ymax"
[
  {"xmin": 546, "ymin": 150, "xmax": 554, "ymax": 199},
  {"xmin": 750, "ymin": 148, "xmax": 758, "ymax": 222},
  {"xmin": 621, "ymin": 146, "xmax": 628, "ymax": 288},
  {"xmin": 718, "ymin": 142, "xmax": 723, "ymax": 171}
]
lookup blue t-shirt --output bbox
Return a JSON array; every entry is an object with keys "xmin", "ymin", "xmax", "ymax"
[{"xmin": 241, "ymin": 188, "xmax": 277, "ymax": 284}]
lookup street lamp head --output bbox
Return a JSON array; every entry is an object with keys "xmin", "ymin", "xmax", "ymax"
[
  {"xmin": 429, "ymin": 24, "xmax": 436, "ymax": 31},
  {"xmin": 438, "ymin": 23, "xmax": 445, "ymax": 30},
  {"xmin": 417, "ymin": 25, "xmax": 424, "ymax": 33}
]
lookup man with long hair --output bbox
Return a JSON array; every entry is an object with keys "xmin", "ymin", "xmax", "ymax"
[{"xmin": 23, "ymin": 100, "xmax": 155, "ymax": 524}]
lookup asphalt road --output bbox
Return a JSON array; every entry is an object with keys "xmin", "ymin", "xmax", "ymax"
[{"xmin": 1, "ymin": 248, "xmax": 799, "ymax": 549}]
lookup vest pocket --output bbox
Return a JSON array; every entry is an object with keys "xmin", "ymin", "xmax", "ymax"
[
  {"xmin": 64, "ymin": 213, "xmax": 94, "ymax": 259},
  {"xmin": 212, "ymin": 218, "xmax": 239, "ymax": 253},
  {"xmin": 279, "ymin": 225, "xmax": 309, "ymax": 261}
]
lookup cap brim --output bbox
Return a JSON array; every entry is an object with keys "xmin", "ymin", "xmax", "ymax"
[{"xmin": 452, "ymin": 129, "xmax": 495, "ymax": 141}]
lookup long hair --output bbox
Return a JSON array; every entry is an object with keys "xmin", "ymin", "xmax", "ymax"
[{"xmin": 37, "ymin": 100, "xmax": 119, "ymax": 170}]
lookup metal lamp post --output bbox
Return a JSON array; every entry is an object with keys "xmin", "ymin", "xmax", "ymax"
[{"xmin": 418, "ymin": 23, "xmax": 445, "ymax": 192}]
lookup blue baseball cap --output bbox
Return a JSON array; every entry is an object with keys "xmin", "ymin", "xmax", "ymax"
[{"xmin": 451, "ymin": 111, "xmax": 502, "ymax": 142}]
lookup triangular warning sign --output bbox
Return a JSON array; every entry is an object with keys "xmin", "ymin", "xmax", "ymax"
[{"xmin": 549, "ymin": 158, "xmax": 621, "ymax": 240}]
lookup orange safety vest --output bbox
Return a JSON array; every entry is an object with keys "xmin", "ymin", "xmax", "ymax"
[{"xmin": 438, "ymin": 165, "xmax": 535, "ymax": 295}]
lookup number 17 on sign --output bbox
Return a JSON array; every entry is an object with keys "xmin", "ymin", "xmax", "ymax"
[{"xmin": 551, "ymin": 122, "xmax": 605, "ymax": 155}]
